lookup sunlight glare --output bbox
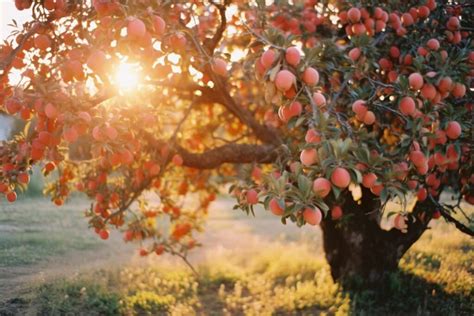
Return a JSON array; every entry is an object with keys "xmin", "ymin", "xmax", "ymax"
[{"xmin": 114, "ymin": 62, "xmax": 140, "ymax": 92}]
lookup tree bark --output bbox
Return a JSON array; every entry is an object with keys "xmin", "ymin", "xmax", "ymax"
[{"xmin": 320, "ymin": 189, "xmax": 434, "ymax": 285}]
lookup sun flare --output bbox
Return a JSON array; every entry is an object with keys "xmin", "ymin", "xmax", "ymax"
[{"xmin": 114, "ymin": 62, "xmax": 140, "ymax": 92}]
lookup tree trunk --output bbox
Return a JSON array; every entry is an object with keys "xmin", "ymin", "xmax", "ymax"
[
  {"xmin": 321, "ymin": 188, "xmax": 434, "ymax": 285},
  {"xmin": 320, "ymin": 217, "xmax": 399, "ymax": 283}
]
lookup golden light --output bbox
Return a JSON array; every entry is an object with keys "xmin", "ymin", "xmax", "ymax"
[{"xmin": 114, "ymin": 62, "xmax": 141, "ymax": 92}]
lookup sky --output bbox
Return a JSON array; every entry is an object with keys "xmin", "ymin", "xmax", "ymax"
[
  {"xmin": 0, "ymin": 0, "xmax": 31, "ymax": 140},
  {"xmin": 1, "ymin": 0, "xmax": 32, "ymax": 41}
]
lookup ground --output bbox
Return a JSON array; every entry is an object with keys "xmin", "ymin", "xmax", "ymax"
[{"xmin": 0, "ymin": 194, "xmax": 472, "ymax": 315}]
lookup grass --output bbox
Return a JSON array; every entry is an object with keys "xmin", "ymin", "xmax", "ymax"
[
  {"xmin": 0, "ymin": 197, "xmax": 100, "ymax": 267},
  {"xmin": 6, "ymin": 222, "xmax": 472, "ymax": 316},
  {"xmin": 0, "ymin": 195, "xmax": 472, "ymax": 315}
]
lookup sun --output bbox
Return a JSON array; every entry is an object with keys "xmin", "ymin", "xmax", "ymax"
[{"xmin": 114, "ymin": 62, "xmax": 141, "ymax": 92}]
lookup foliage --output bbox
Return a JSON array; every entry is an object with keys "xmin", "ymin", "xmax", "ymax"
[
  {"xmin": 13, "ymin": 223, "xmax": 474, "ymax": 315},
  {"xmin": 0, "ymin": 0, "xmax": 472, "ymax": 265},
  {"xmin": 33, "ymin": 280, "xmax": 121, "ymax": 316}
]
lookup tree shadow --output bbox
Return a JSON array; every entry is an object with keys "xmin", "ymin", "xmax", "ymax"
[{"xmin": 339, "ymin": 271, "xmax": 473, "ymax": 316}]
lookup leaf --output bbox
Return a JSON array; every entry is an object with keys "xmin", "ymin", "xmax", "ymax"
[
  {"xmin": 268, "ymin": 65, "xmax": 280, "ymax": 82},
  {"xmin": 315, "ymin": 201, "xmax": 329, "ymax": 212},
  {"xmin": 23, "ymin": 121, "xmax": 32, "ymax": 137},
  {"xmin": 295, "ymin": 116, "xmax": 306, "ymax": 128},
  {"xmin": 386, "ymin": 211, "xmax": 397, "ymax": 219},
  {"xmin": 351, "ymin": 168, "xmax": 363, "ymax": 184},
  {"xmin": 380, "ymin": 188, "xmax": 389, "ymax": 202},
  {"xmin": 332, "ymin": 186, "xmax": 341, "ymax": 199},
  {"xmin": 297, "ymin": 174, "xmax": 310, "ymax": 193}
]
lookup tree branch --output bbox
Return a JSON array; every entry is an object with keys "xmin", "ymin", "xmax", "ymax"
[
  {"xmin": 208, "ymin": 75, "xmax": 282, "ymax": 145},
  {"xmin": 0, "ymin": 23, "xmax": 40, "ymax": 74},
  {"xmin": 175, "ymin": 13, "xmax": 282, "ymax": 147},
  {"xmin": 427, "ymin": 195, "xmax": 474, "ymax": 237},
  {"xmin": 439, "ymin": 208, "xmax": 474, "ymax": 237},
  {"xmin": 176, "ymin": 143, "xmax": 280, "ymax": 169},
  {"xmin": 204, "ymin": 0, "xmax": 230, "ymax": 54}
]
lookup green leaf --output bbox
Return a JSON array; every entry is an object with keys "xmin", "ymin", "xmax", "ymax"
[
  {"xmin": 315, "ymin": 201, "xmax": 329, "ymax": 212},
  {"xmin": 297, "ymin": 174, "xmax": 311, "ymax": 195},
  {"xmin": 351, "ymin": 168, "xmax": 363, "ymax": 184}
]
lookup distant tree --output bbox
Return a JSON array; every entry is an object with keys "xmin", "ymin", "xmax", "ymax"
[{"xmin": 0, "ymin": 0, "xmax": 472, "ymax": 283}]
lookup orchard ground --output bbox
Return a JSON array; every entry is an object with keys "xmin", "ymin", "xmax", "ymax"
[{"xmin": 0, "ymin": 192, "xmax": 473, "ymax": 315}]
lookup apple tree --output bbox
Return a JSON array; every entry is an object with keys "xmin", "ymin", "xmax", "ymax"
[{"xmin": 1, "ymin": 0, "xmax": 473, "ymax": 282}]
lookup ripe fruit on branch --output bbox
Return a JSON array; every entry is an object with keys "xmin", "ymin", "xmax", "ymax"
[
  {"xmin": 420, "ymin": 83, "xmax": 436, "ymax": 101},
  {"xmin": 302, "ymin": 67, "xmax": 319, "ymax": 85},
  {"xmin": 300, "ymin": 148, "xmax": 318, "ymax": 166},
  {"xmin": 212, "ymin": 58, "xmax": 228, "ymax": 77},
  {"xmin": 409, "ymin": 150, "xmax": 426, "ymax": 167},
  {"xmin": 5, "ymin": 99, "xmax": 21, "ymax": 115},
  {"xmin": 127, "ymin": 18, "xmax": 146, "ymax": 39},
  {"xmin": 104, "ymin": 126, "xmax": 118, "ymax": 140},
  {"xmin": 44, "ymin": 103, "xmax": 58, "ymax": 119},
  {"xmin": 426, "ymin": 38, "xmax": 440, "ymax": 51},
  {"xmin": 417, "ymin": 187, "xmax": 428, "ymax": 201},
  {"xmin": 331, "ymin": 206, "xmax": 343, "ymax": 220},
  {"xmin": 303, "ymin": 207, "xmax": 322, "ymax": 225},
  {"xmin": 99, "ymin": 230, "xmax": 109, "ymax": 240},
  {"xmin": 155, "ymin": 244, "xmax": 165, "ymax": 255},
  {"xmin": 169, "ymin": 32, "xmax": 187, "ymax": 50},
  {"xmin": 363, "ymin": 111, "xmax": 375, "ymax": 125},
  {"xmin": 63, "ymin": 127, "xmax": 79, "ymax": 143},
  {"xmin": 331, "ymin": 167, "xmax": 351, "ymax": 189},
  {"xmin": 451, "ymin": 83, "xmax": 466, "ymax": 98},
  {"xmin": 285, "ymin": 47, "xmax": 301, "ymax": 66},
  {"xmin": 347, "ymin": 8, "xmax": 361, "ymax": 23},
  {"xmin": 445, "ymin": 121, "xmax": 461, "ymax": 140},
  {"xmin": 278, "ymin": 101, "xmax": 302, "ymax": 122},
  {"xmin": 408, "ymin": 73, "xmax": 424, "ymax": 90},
  {"xmin": 437, "ymin": 77, "xmax": 452, "ymax": 93},
  {"xmin": 87, "ymin": 50, "xmax": 107, "ymax": 73},
  {"xmin": 172, "ymin": 154, "xmax": 183, "ymax": 166},
  {"xmin": 399, "ymin": 97, "xmax": 416, "ymax": 116},
  {"xmin": 34, "ymin": 34, "xmax": 51, "ymax": 51},
  {"xmin": 394, "ymin": 214, "xmax": 406, "ymax": 231},
  {"xmin": 362, "ymin": 172, "xmax": 377, "ymax": 188},
  {"xmin": 261, "ymin": 49, "xmax": 276, "ymax": 69},
  {"xmin": 93, "ymin": 0, "xmax": 119, "ymax": 15},
  {"xmin": 352, "ymin": 100, "xmax": 367, "ymax": 118},
  {"xmin": 305, "ymin": 129, "xmax": 321, "ymax": 143},
  {"xmin": 269, "ymin": 198, "xmax": 284, "ymax": 216},
  {"xmin": 15, "ymin": 0, "xmax": 32, "ymax": 10},
  {"xmin": 17, "ymin": 172, "xmax": 30, "ymax": 184},
  {"xmin": 246, "ymin": 189, "xmax": 258, "ymax": 205},
  {"xmin": 153, "ymin": 15, "xmax": 166, "ymax": 35},
  {"xmin": 312, "ymin": 92, "xmax": 326, "ymax": 107},
  {"xmin": 275, "ymin": 70, "xmax": 295, "ymax": 92},
  {"xmin": 312, "ymin": 177, "xmax": 331, "ymax": 197},
  {"xmin": 348, "ymin": 47, "xmax": 361, "ymax": 61},
  {"xmin": 6, "ymin": 191, "xmax": 17, "ymax": 203}
]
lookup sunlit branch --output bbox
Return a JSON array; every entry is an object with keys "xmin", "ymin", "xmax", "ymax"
[
  {"xmin": 0, "ymin": 23, "xmax": 41, "ymax": 74},
  {"xmin": 209, "ymin": 73, "xmax": 282, "ymax": 145},
  {"xmin": 176, "ymin": 143, "xmax": 280, "ymax": 169},
  {"xmin": 204, "ymin": 0, "xmax": 231, "ymax": 54}
]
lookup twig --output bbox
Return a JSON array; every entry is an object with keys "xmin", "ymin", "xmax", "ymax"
[
  {"xmin": 176, "ymin": 253, "xmax": 199, "ymax": 278},
  {"xmin": 429, "ymin": 196, "xmax": 474, "ymax": 237},
  {"xmin": 0, "ymin": 23, "xmax": 40, "ymax": 74},
  {"xmin": 205, "ymin": 0, "xmax": 230, "ymax": 53}
]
